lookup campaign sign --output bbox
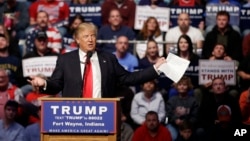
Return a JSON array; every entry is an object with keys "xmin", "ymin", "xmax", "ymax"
[
  {"xmin": 240, "ymin": 7, "xmax": 250, "ymax": 31},
  {"xmin": 169, "ymin": 6, "xmax": 205, "ymax": 28},
  {"xmin": 69, "ymin": 4, "xmax": 102, "ymax": 27},
  {"xmin": 22, "ymin": 56, "xmax": 57, "ymax": 77},
  {"xmin": 41, "ymin": 100, "xmax": 116, "ymax": 134},
  {"xmin": 205, "ymin": 4, "xmax": 240, "ymax": 26},
  {"xmin": 199, "ymin": 60, "xmax": 236, "ymax": 85},
  {"xmin": 134, "ymin": 5, "xmax": 170, "ymax": 31}
]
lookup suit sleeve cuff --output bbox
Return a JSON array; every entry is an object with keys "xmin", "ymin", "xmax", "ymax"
[{"xmin": 153, "ymin": 65, "xmax": 161, "ymax": 75}]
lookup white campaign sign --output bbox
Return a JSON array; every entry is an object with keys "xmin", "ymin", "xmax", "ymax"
[
  {"xmin": 22, "ymin": 56, "xmax": 58, "ymax": 77},
  {"xmin": 134, "ymin": 6, "xmax": 170, "ymax": 31},
  {"xmin": 199, "ymin": 60, "xmax": 236, "ymax": 85}
]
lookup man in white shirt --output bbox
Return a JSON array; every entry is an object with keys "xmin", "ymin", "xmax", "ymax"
[{"xmin": 165, "ymin": 13, "xmax": 204, "ymax": 55}]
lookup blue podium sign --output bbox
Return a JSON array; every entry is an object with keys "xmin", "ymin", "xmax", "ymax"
[{"xmin": 41, "ymin": 99, "xmax": 117, "ymax": 134}]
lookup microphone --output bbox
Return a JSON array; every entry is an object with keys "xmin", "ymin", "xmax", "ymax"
[{"xmin": 86, "ymin": 51, "xmax": 93, "ymax": 64}]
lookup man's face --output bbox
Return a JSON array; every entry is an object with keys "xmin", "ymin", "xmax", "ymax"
[
  {"xmin": 143, "ymin": 81, "xmax": 155, "ymax": 93},
  {"xmin": 216, "ymin": 15, "xmax": 229, "ymax": 29},
  {"xmin": 108, "ymin": 10, "xmax": 122, "ymax": 27},
  {"xmin": 0, "ymin": 37, "xmax": 8, "ymax": 51},
  {"xmin": 146, "ymin": 114, "xmax": 159, "ymax": 131},
  {"xmin": 212, "ymin": 44, "xmax": 225, "ymax": 58},
  {"xmin": 0, "ymin": 70, "xmax": 9, "ymax": 88},
  {"xmin": 37, "ymin": 12, "xmax": 48, "ymax": 28},
  {"xmin": 212, "ymin": 78, "xmax": 226, "ymax": 94},
  {"xmin": 178, "ymin": 13, "xmax": 190, "ymax": 31},
  {"xmin": 4, "ymin": 106, "xmax": 17, "ymax": 120},
  {"xmin": 115, "ymin": 36, "xmax": 129, "ymax": 54},
  {"xmin": 75, "ymin": 29, "xmax": 96, "ymax": 52},
  {"xmin": 34, "ymin": 37, "xmax": 48, "ymax": 52}
]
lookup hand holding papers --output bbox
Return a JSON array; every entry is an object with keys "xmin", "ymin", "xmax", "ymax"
[{"xmin": 158, "ymin": 53, "xmax": 190, "ymax": 83}]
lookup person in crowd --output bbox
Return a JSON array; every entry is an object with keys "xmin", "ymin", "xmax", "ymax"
[
  {"xmin": 198, "ymin": 77, "xmax": 242, "ymax": 141},
  {"xmin": 29, "ymin": 0, "xmax": 70, "ymax": 36},
  {"xmin": 138, "ymin": 0, "xmax": 168, "ymax": 7},
  {"xmin": 165, "ymin": 12, "xmax": 204, "ymax": 55},
  {"xmin": 208, "ymin": 43, "xmax": 232, "ymax": 61},
  {"xmin": 138, "ymin": 39, "xmax": 160, "ymax": 69},
  {"xmin": 166, "ymin": 76, "xmax": 199, "ymax": 141},
  {"xmin": 0, "ymin": 0, "xmax": 29, "ymax": 40},
  {"xmin": 28, "ymin": 22, "xmax": 166, "ymax": 98},
  {"xmin": 22, "ymin": 31, "xmax": 59, "ymax": 96},
  {"xmin": 206, "ymin": 43, "xmax": 239, "ymax": 99},
  {"xmin": 26, "ymin": 11, "xmax": 62, "ymax": 54},
  {"xmin": 237, "ymin": 53, "xmax": 250, "ymax": 92},
  {"xmin": 136, "ymin": 17, "xmax": 164, "ymax": 59},
  {"xmin": 114, "ymin": 35, "xmax": 138, "ymax": 72},
  {"xmin": 24, "ymin": 31, "xmax": 59, "ymax": 59},
  {"xmin": 23, "ymin": 103, "xmax": 41, "ymax": 141},
  {"xmin": 202, "ymin": 11, "xmax": 242, "ymax": 62},
  {"xmin": 239, "ymin": 87, "xmax": 250, "ymax": 141},
  {"xmin": 130, "ymin": 79, "xmax": 166, "ymax": 128},
  {"xmin": 0, "ymin": 100, "xmax": 25, "ymax": 141},
  {"xmin": 101, "ymin": 0, "xmax": 136, "ymax": 28},
  {"xmin": 97, "ymin": 9, "xmax": 135, "ymax": 53},
  {"xmin": 132, "ymin": 111, "xmax": 171, "ymax": 141},
  {"xmin": 0, "ymin": 68, "xmax": 24, "ymax": 119},
  {"xmin": 138, "ymin": 39, "xmax": 172, "ymax": 96},
  {"xmin": 176, "ymin": 120, "xmax": 197, "ymax": 141},
  {"xmin": 121, "ymin": 111, "xmax": 134, "ymax": 141},
  {"xmin": 62, "ymin": 14, "xmax": 85, "ymax": 54},
  {"xmin": 242, "ymin": 33, "xmax": 250, "ymax": 58},
  {"xmin": 0, "ymin": 34, "xmax": 24, "ymax": 86},
  {"xmin": 116, "ymin": 85, "xmax": 135, "ymax": 127},
  {"xmin": 0, "ymin": 24, "xmax": 21, "ymax": 59},
  {"xmin": 169, "ymin": 35, "xmax": 200, "ymax": 100}
]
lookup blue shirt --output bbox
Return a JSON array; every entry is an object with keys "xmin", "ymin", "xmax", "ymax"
[
  {"xmin": 113, "ymin": 52, "xmax": 138, "ymax": 72},
  {"xmin": 24, "ymin": 123, "xmax": 40, "ymax": 141},
  {"xmin": 0, "ymin": 119, "xmax": 24, "ymax": 141},
  {"xmin": 97, "ymin": 25, "xmax": 135, "ymax": 53}
]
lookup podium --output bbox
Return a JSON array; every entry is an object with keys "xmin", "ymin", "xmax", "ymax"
[{"xmin": 40, "ymin": 98, "xmax": 121, "ymax": 141}]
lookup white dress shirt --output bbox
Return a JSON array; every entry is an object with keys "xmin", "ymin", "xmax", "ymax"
[{"xmin": 79, "ymin": 50, "xmax": 102, "ymax": 98}]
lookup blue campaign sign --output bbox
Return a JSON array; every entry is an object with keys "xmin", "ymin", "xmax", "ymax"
[
  {"xmin": 41, "ymin": 100, "xmax": 116, "ymax": 134},
  {"xmin": 69, "ymin": 4, "xmax": 102, "ymax": 27},
  {"xmin": 169, "ymin": 6, "xmax": 205, "ymax": 28},
  {"xmin": 205, "ymin": 3, "xmax": 240, "ymax": 26},
  {"xmin": 240, "ymin": 7, "xmax": 250, "ymax": 31}
]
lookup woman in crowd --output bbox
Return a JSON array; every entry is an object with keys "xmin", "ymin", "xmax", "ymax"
[
  {"xmin": 62, "ymin": 14, "xmax": 85, "ymax": 54},
  {"xmin": 136, "ymin": 17, "xmax": 165, "ymax": 59}
]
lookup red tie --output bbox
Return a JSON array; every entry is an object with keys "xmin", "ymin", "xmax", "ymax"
[{"xmin": 82, "ymin": 60, "xmax": 93, "ymax": 98}]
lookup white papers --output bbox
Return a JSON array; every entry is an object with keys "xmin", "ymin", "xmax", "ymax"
[{"xmin": 158, "ymin": 53, "xmax": 190, "ymax": 83}]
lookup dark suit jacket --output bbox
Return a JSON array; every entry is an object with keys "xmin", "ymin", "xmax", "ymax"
[{"xmin": 44, "ymin": 50, "xmax": 158, "ymax": 97}]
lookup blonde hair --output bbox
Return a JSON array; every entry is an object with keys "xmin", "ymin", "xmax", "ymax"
[{"xmin": 74, "ymin": 22, "xmax": 97, "ymax": 38}]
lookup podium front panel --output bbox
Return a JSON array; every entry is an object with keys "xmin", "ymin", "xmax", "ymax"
[{"xmin": 41, "ymin": 99, "xmax": 117, "ymax": 134}]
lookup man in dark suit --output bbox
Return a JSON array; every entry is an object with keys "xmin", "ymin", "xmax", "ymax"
[{"xmin": 28, "ymin": 22, "xmax": 166, "ymax": 98}]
